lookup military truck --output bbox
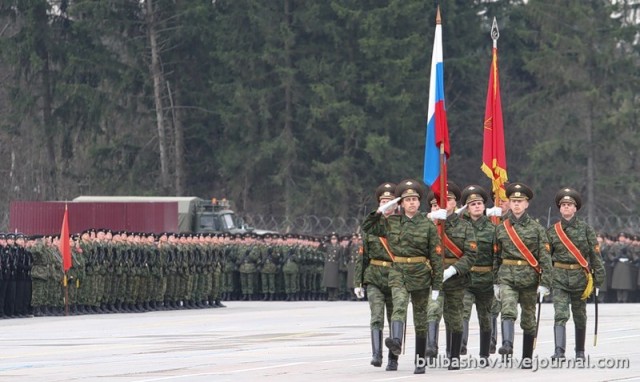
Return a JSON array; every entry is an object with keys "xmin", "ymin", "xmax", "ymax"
[
  {"xmin": 9, "ymin": 196, "xmax": 264, "ymax": 235},
  {"xmin": 72, "ymin": 196, "xmax": 252, "ymax": 234}
]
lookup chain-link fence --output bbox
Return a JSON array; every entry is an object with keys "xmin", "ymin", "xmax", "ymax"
[{"xmin": 244, "ymin": 213, "xmax": 640, "ymax": 237}]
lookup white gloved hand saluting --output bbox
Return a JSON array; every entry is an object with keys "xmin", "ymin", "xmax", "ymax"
[
  {"xmin": 537, "ymin": 285, "xmax": 550, "ymax": 302},
  {"xmin": 455, "ymin": 204, "xmax": 467, "ymax": 215},
  {"xmin": 354, "ymin": 287, "xmax": 365, "ymax": 299},
  {"xmin": 486, "ymin": 206, "xmax": 503, "ymax": 217},
  {"xmin": 430, "ymin": 209, "xmax": 448, "ymax": 221},
  {"xmin": 431, "ymin": 290, "xmax": 440, "ymax": 301},
  {"xmin": 443, "ymin": 266, "xmax": 457, "ymax": 282},
  {"xmin": 377, "ymin": 197, "xmax": 401, "ymax": 215},
  {"xmin": 493, "ymin": 284, "xmax": 501, "ymax": 301}
]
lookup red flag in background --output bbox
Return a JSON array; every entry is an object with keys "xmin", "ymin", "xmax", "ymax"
[
  {"xmin": 481, "ymin": 18, "xmax": 508, "ymax": 201},
  {"xmin": 59, "ymin": 204, "xmax": 72, "ymax": 272}
]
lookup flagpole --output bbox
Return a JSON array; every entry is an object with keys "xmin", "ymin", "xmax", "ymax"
[
  {"xmin": 489, "ymin": 17, "xmax": 502, "ymax": 225},
  {"xmin": 64, "ymin": 272, "xmax": 69, "ymax": 316}
]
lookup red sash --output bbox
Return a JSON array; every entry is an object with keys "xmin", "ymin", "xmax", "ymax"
[
  {"xmin": 503, "ymin": 219, "xmax": 541, "ymax": 274},
  {"xmin": 443, "ymin": 233, "xmax": 463, "ymax": 259},
  {"xmin": 378, "ymin": 237, "xmax": 396, "ymax": 262},
  {"xmin": 553, "ymin": 222, "xmax": 589, "ymax": 270}
]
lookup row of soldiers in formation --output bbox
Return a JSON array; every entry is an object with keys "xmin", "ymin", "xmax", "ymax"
[
  {"xmin": 355, "ymin": 179, "xmax": 606, "ymax": 373},
  {"xmin": 0, "ymin": 227, "xmax": 366, "ymax": 318}
]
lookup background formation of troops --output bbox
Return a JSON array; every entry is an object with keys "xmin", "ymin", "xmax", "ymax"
[
  {"xmin": 0, "ymin": 230, "xmax": 365, "ymax": 318},
  {"xmin": 0, "ymin": 228, "xmax": 638, "ymax": 318}
]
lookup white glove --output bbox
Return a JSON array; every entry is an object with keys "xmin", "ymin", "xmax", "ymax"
[
  {"xmin": 377, "ymin": 197, "xmax": 401, "ymax": 214},
  {"xmin": 486, "ymin": 206, "xmax": 503, "ymax": 217},
  {"xmin": 619, "ymin": 258, "xmax": 629, "ymax": 263},
  {"xmin": 455, "ymin": 204, "xmax": 467, "ymax": 215},
  {"xmin": 430, "ymin": 209, "xmax": 448, "ymax": 221},
  {"xmin": 443, "ymin": 266, "xmax": 457, "ymax": 282},
  {"xmin": 431, "ymin": 290, "xmax": 440, "ymax": 301},
  {"xmin": 354, "ymin": 287, "xmax": 365, "ymax": 299},
  {"xmin": 537, "ymin": 285, "xmax": 550, "ymax": 302},
  {"xmin": 493, "ymin": 284, "xmax": 501, "ymax": 301},
  {"xmin": 595, "ymin": 287, "xmax": 600, "ymax": 297}
]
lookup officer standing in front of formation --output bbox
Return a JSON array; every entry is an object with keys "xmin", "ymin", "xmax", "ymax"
[
  {"xmin": 493, "ymin": 182, "xmax": 552, "ymax": 369},
  {"xmin": 547, "ymin": 188, "xmax": 605, "ymax": 360},
  {"xmin": 459, "ymin": 185, "xmax": 499, "ymax": 360},
  {"xmin": 362, "ymin": 179, "xmax": 443, "ymax": 374},
  {"xmin": 322, "ymin": 233, "xmax": 341, "ymax": 301},
  {"xmin": 354, "ymin": 182, "xmax": 398, "ymax": 370},
  {"xmin": 424, "ymin": 182, "xmax": 478, "ymax": 370}
]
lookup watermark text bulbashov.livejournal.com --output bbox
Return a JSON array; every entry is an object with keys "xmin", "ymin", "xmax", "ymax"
[{"xmin": 415, "ymin": 355, "xmax": 631, "ymax": 372}]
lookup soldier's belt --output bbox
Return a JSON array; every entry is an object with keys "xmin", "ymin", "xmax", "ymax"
[
  {"xmin": 443, "ymin": 258, "xmax": 458, "ymax": 265},
  {"xmin": 553, "ymin": 262, "xmax": 582, "ymax": 270},
  {"xmin": 393, "ymin": 256, "xmax": 428, "ymax": 264},
  {"xmin": 370, "ymin": 259, "xmax": 392, "ymax": 268},
  {"xmin": 470, "ymin": 265, "xmax": 493, "ymax": 273},
  {"xmin": 501, "ymin": 259, "xmax": 530, "ymax": 266}
]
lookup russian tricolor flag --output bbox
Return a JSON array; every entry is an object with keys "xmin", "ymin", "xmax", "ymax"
[{"xmin": 423, "ymin": 6, "xmax": 450, "ymax": 205}]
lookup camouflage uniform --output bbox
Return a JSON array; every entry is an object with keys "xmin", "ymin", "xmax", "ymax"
[
  {"xmin": 547, "ymin": 188, "xmax": 606, "ymax": 360},
  {"xmin": 493, "ymin": 183, "xmax": 552, "ymax": 366},
  {"xmin": 362, "ymin": 179, "xmax": 443, "ymax": 374},
  {"xmin": 425, "ymin": 209, "xmax": 477, "ymax": 367}
]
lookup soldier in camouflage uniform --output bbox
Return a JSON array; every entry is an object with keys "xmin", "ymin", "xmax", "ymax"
[
  {"xmin": 493, "ymin": 182, "xmax": 552, "ymax": 368},
  {"xmin": 547, "ymin": 188, "xmax": 605, "ymax": 360},
  {"xmin": 362, "ymin": 179, "xmax": 443, "ymax": 374},
  {"xmin": 259, "ymin": 234, "xmax": 279, "ymax": 301},
  {"xmin": 354, "ymin": 182, "xmax": 398, "ymax": 370},
  {"xmin": 237, "ymin": 234, "xmax": 259, "ymax": 300},
  {"xmin": 425, "ymin": 182, "xmax": 478, "ymax": 370},
  {"xmin": 282, "ymin": 234, "xmax": 300, "ymax": 301},
  {"xmin": 459, "ymin": 185, "xmax": 496, "ymax": 359}
]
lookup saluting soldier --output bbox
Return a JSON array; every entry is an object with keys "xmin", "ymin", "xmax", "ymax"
[
  {"xmin": 547, "ymin": 188, "xmax": 605, "ymax": 360},
  {"xmin": 425, "ymin": 182, "xmax": 478, "ymax": 370},
  {"xmin": 493, "ymin": 182, "xmax": 552, "ymax": 368},
  {"xmin": 362, "ymin": 179, "xmax": 443, "ymax": 374},
  {"xmin": 354, "ymin": 182, "xmax": 398, "ymax": 370}
]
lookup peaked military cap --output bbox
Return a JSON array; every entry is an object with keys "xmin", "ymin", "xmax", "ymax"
[
  {"xmin": 555, "ymin": 187, "xmax": 582, "ymax": 211},
  {"xmin": 447, "ymin": 181, "xmax": 461, "ymax": 202},
  {"xmin": 461, "ymin": 184, "xmax": 490, "ymax": 205},
  {"xmin": 506, "ymin": 182, "xmax": 533, "ymax": 200},
  {"xmin": 375, "ymin": 182, "xmax": 397, "ymax": 201},
  {"xmin": 395, "ymin": 179, "xmax": 424, "ymax": 200}
]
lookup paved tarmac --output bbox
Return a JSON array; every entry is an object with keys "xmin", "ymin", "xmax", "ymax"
[{"xmin": 0, "ymin": 301, "xmax": 638, "ymax": 381}]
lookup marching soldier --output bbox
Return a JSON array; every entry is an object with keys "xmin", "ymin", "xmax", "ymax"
[
  {"xmin": 547, "ymin": 188, "xmax": 605, "ymax": 360},
  {"xmin": 425, "ymin": 182, "xmax": 478, "ymax": 370},
  {"xmin": 493, "ymin": 182, "xmax": 552, "ymax": 368},
  {"xmin": 362, "ymin": 179, "xmax": 443, "ymax": 374},
  {"xmin": 459, "ymin": 185, "xmax": 495, "ymax": 360},
  {"xmin": 354, "ymin": 182, "xmax": 398, "ymax": 370}
]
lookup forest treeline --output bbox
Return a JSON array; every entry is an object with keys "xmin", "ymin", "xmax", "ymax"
[{"xmin": 0, "ymin": 0, "xmax": 639, "ymax": 228}]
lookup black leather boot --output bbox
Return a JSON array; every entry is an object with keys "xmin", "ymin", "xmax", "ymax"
[
  {"xmin": 551, "ymin": 325, "xmax": 566, "ymax": 359},
  {"xmin": 461, "ymin": 320, "xmax": 469, "ymax": 355},
  {"xmin": 425, "ymin": 321, "xmax": 439, "ymax": 357},
  {"xmin": 521, "ymin": 333, "xmax": 535, "ymax": 369},
  {"xmin": 385, "ymin": 321, "xmax": 404, "ymax": 356},
  {"xmin": 448, "ymin": 331, "xmax": 462, "ymax": 370},
  {"xmin": 386, "ymin": 350, "xmax": 398, "ymax": 371},
  {"xmin": 498, "ymin": 319, "xmax": 514, "ymax": 356},
  {"xmin": 414, "ymin": 336, "xmax": 427, "ymax": 374},
  {"xmin": 479, "ymin": 331, "xmax": 491, "ymax": 360},
  {"xmin": 575, "ymin": 327, "xmax": 586, "ymax": 360},
  {"xmin": 445, "ymin": 328, "xmax": 451, "ymax": 358},
  {"xmin": 371, "ymin": 329, "xmax": 383, "ymax": 367}
]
